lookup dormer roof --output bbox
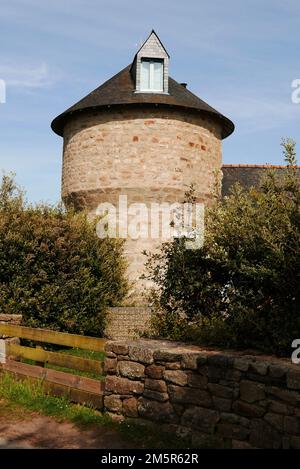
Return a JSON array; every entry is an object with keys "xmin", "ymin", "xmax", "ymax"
[{"xmin": 134, "ymin": 29, "xmax": 170, "ymax": 59}]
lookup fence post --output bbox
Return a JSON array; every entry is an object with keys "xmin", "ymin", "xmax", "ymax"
[{"xmin": 0, "ymin": 339, "xmax": 6, "ymax": 364}]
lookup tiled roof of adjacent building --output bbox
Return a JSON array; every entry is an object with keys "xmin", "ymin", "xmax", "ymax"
[
  {"xmin": 51, "ymin": 65, "xmax": 234, "ymax": 139},
  {"xmin": 222, "ymin": 164, "xmax": 300, "ymax": 197}
]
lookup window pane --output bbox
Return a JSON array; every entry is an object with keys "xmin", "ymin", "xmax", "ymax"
[
  {"xmin": 141, "ymin": 60, "xmax": 150, "ymax": 90},
  {"xmin": 153, "ymin": 61, "xmax": 163, "ymax": 91}
]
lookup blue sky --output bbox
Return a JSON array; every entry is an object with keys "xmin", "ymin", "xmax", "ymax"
[{"xmin": 0, "ymin": 0, "xmax": 299, "ymax": 203}]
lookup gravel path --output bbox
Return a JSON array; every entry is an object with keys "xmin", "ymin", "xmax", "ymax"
[{"xmin": 0, "ymin": 413, "xmax": 133, "ymax": 449}]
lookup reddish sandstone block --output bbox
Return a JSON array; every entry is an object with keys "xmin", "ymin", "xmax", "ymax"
[
  {"xmin": 118, "ymin": 360, "xmax": 145, "ymax": 380},
  {"xmin": 145, "ymin": 364, "xmax": 164, "ymax": 379},
  {"xmin": 105, "ymin": 375, "xmax": 144, "ymax": 395},
  {"xmin": 123, "ymin": 397, "xmax": 138, "ymax": 417}
]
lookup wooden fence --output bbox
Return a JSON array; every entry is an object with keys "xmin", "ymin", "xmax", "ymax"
[{"xmin": 0, "ymin": 323, "xmax": 106, "ymax": 409}]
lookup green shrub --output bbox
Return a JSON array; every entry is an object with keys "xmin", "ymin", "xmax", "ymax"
[
  {"xmin": 0, "ymin": 174, "xmax": 128, "ymax": 336},
  {"xmin": 146, "ymin": 139, "xmax": 300, "ymax": 356}
]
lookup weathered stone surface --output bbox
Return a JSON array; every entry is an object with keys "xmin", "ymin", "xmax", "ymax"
[
  {"xmin": 173, "ymin": 404, "xmax": 184, "ymax": 417},
  {"xmin": 232, "ymin": 439, "xmax": 254, "ymax": 449},
  {"xmin": 191, "ymin": 432, "xmax": 223, "ymax": 448},
  {"xmin": 118, "ymin": 361, "xmax": 145, "ymax": 380},
  {"xmin": 208, "ymin": 383, "xmax": 233, "ymax": 399},
  {"xmin": 284, "ymin": 416, "xmax": 300, "ymax": 435},
  {"xmin": 138, "ymin": 397, "xmax": 177, "ymax": 423},
  {"xmin": 145, "ymin": 364, "xmax": 164, "ymax": 379},
  {"xmin": 181, "ymin": 406, "xmax": 219, "ymax": 433},
  {"xmin": 240, "ymin": 380, "xmax": 265, "ymax": 403},
  {"xmin": 198, "ymin": 365, "xmax": 209, "ymax": 376},
  {"xmin": 207, "ymin": 354, "xmax": 232, "ymax": 368},
  {"xmin": 143, "ymin": 389, "xmax": 169, "ymax": 402},
  {"xmin": 232, "ymin": 400, "xmax": 265, "ymax": 418},
  {"xmin": 220, "ymin": 412, "xmax": 249, "ymax": 427},
  {"xmin": 291, "ymin": 436, "xmax": 300, "ymax": 449},
  {"xmin": 224, "ymin": 368, "xmax": 241, "ymax": 382},
  {"xmin": 105, "ymin": 351, "xmax": 116, "ymax": 358},
  {"xmin": 233, "ymin": 358, "xmax": 249, "ymax": 372},
  {"xmin": 105, "ymin": 376, "xmax": 144, "ymax": 395},
  {"xmin": 217, "ymin": 423, "xmax": 249, "ymax": 440},
  {"xmin": 188, "ymin": 373, "xmax": 208, "ymax": 389},
  {"xmin": 104, "ymin": 395, "xmax": 122, "ymax": 413},
  {"xmin": 0, "ymin": 314, "xmax": 22, "ymax": 325},
  {"xmin": 264, "ymin": 412, "xmax": 283, "ymax": 432},
  {"xmin": 206, "ymin": 366, "xmax": 224, "ymax": 381},
  {"xmin": 145, "ymin": 378, "xmax": 167, "ymax": 393},
  {"xmin": 269, "ymin": 400, "xmax": 290, "ymax": 415},
  {"xmin": 266, "ymin": 386, "xmax": 299, "ymax": 405},
  {"xmin": 128, "ymin": 345, "xmax": 154, "ymax": 364},
  {"xmin": 123, "ymin": 397, "xmax": 138, "ymax": 418},
  {"xmin": 197, "ymin": 356, "xmax": 207, "ymax": 367},
  {"xmin": 248, "ymin": 361, "xmax": 268, "ymax": 376},
  {"xmin": 105, "ymin": 342, "xmax": 129, "ymax": 356},
  {"xmin": 105, "ymin": 307, "xmax": 152, "ymax": 341},
  {"xmin": 103, "ymin": 339, "xmax": 300, "ymax": 447},
  {"xmin": 104, "ymin": 358, "xmax": 117, "ymax": 374},
  {"xmin": 249, "ymin": 419, "xmax": 281, "ymax": 449},
  {"xmin": 153, "ymin": 350, "xmax": 183, "ymax": 362},
  {"xmin": 181, "ymin": 354, "xmax": 200, "ymax": 370},
  {"xmin": 269, "ymin": 364, "xmax": 288, "ymax": 379},
  {"xmin": 165, "ymin": 362, "xmax": 181, "ymax": 370},
  {"xmin": 168, "ymin": 385, "xmax": 212, "ymax": 407},
  {"xmin": 106, "ymin": 412, "xmax": 125, "ymax": 423},
  {"xmin": 213, "ymin": 396, "xmax": 232, "ymax": 412},
  {"xmin": 287, "ymin": 371, "xmax": 300, "ymax": 390},
  {"xmin": 282, "ymin": 437, "xmax": 291, "ymax": 449},
  {"xmin": 163, "ymin": 370, "xmax": 188, "ymax": 386}
]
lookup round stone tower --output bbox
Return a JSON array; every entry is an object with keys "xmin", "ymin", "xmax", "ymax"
[{"xmin": 51, "ymin": 30, "xmax": 234, "ymax": 302}]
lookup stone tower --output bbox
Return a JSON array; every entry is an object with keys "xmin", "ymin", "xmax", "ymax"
[{"xmin": 51, "ymin": 30, "xmax": 234, "ymax": 302}]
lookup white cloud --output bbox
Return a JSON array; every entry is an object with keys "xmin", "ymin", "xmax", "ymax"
[
  {"xmin": 0, "ymin": 62, "xmax": 60, "ymax": 89},
  {"xmin": 214, "ymin": 95, "xmax": 300, "ymax": 134}
]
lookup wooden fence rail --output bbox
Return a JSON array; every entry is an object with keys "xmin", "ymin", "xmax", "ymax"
[
  {"xmin": 6, "ymin": 342, "xmax": 103, "ymax": 375},
  {"xmin": 0, "ymin": 322, "xmax": 106, "ymax": 409},
  {"xmin": 0, "ymin": 323, "xmax": 106, "ymax": 351}
]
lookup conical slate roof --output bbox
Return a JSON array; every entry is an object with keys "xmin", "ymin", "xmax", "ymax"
[{"xmin": 51, "ymin": 65, "xmax": 234, "ymax": 138}]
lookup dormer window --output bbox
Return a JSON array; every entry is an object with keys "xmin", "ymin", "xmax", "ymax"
[
  {"xmin": 141, "ymin": 59, "xmax": 164, "ymax": 92},
  {"xmin": 131, "ymin": 30, "xmax": 169, "ymax": 95}
]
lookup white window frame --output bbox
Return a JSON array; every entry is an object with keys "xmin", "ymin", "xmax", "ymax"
[{"xmin": 140, "ymin": 58, "xmax": 164, "ymax": 92}]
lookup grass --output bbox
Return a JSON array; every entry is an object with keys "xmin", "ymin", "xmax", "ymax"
[
  {"xmin": 21, "ymin": 347, "xmax": 105, "ymax": 381},
  {"xmin": 0, "ymin": 372, "xmax": 109, "ymax": 427},
  {"xmin": 58, "ymin": 348, "xmax": 105, "ymax": 361},
  {"xmin": 0, "ymin": 372, "xmax": 202, "ymax": 448}
]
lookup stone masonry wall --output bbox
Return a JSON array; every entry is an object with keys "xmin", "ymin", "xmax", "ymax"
[
  {"xmin": 62, "ymin": 107, "xmax": 222, "ymax": 299},
  {"xmin": 104, "ymin": 339, "xmax": 300, "ymax": 449},
  {"xmin": 104, "ymin": 307, "xmax": 152, "ymax": 340}
]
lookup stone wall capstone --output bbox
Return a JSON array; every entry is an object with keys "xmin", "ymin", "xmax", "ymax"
[{"xmin": 103, "ymin": 339, "xmax": 300, "ymax": 449}]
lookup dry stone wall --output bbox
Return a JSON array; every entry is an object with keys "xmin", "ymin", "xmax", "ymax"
[{"xmin": 103, "ymin": 339, "xmax": 300, "ymax": 449}]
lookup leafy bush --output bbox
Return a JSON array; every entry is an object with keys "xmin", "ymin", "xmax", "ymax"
[
  {"xmin": 146, "ymin": 140, "xmax": 300, "ymax": 356},
  {"xmin": 0, "ymin": 174, "xmax": 128, "ymax": 336}
]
